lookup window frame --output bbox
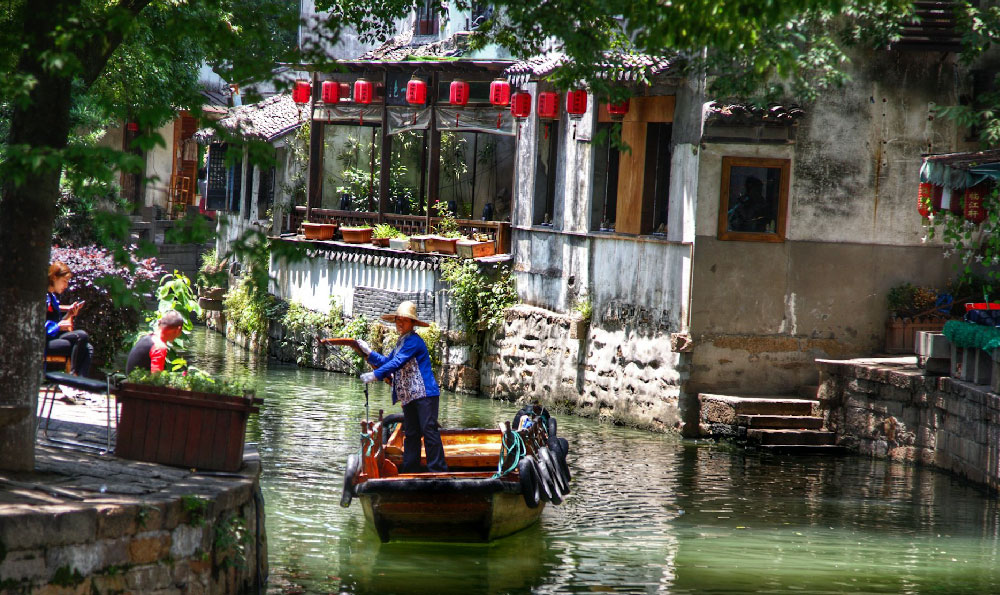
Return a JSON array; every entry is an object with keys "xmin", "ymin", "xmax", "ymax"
[{"xmin": 717, "ymin": 156, "xmax": 790, "ymax": 243}]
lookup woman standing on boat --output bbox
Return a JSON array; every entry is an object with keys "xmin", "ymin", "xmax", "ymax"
[{"xmin": 356, "ymin": 301, "xmax": 448, "ymax": 473}]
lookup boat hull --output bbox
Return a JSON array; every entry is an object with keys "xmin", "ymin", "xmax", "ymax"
[{"xmin": 358, "ymin": 481, "xmax": 543, "ymax": 542}]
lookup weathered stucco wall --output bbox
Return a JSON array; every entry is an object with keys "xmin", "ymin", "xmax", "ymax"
[
  {"xmin": 144, "ymin": 121, "xmax": 175, "ymax": 210},
  {"xmin": 688, "ymin": 51, "xmax": 970, "ymax": 395},
  {"xmin": 481, "ymin": 305, "xmax": 689, "ymax": 432},
  {"xmin": 818, "ymin": 358, "xmax": 1000, "ymax": 492}
]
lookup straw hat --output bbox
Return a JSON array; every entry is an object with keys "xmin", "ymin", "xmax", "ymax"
[{"xmin": 381, "ymin": 301, "xmax": 430, "ymax": 327}]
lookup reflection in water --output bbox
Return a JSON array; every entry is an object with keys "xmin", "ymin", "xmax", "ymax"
[{"xmin": 192, "ymin": 329, "xmax": 1000, "ymax": 594}]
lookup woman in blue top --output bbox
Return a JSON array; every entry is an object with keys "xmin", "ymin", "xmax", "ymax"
[
  {"xmin": 356, "ymin": 301, "xmax": 447, "ymax": 473},
  {"xmin": 45, "ymin": 261, "xmax": 92, "ymax": 376}
]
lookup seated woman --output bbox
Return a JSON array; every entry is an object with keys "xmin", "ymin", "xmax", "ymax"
[{"xmin": 45, "ymin": 261, "xmax": 92, "ymax": 376}]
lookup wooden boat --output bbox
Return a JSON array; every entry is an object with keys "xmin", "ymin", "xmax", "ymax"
[{"xmin": 341, "ymin": 406, "xmax": 571, "ymax": 543}]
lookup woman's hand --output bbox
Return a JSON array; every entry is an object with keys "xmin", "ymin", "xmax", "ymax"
[{"xmin": 58, "ymin": 318, "xmax": 74, "ymax": 332}]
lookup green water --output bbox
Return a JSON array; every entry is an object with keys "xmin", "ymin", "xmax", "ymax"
[{"xmin": 192, "ymin": 328, "xmax": 1000, "ymax": 594}]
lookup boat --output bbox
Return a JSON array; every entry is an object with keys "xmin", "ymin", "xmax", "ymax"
[{"xmin": 340, "ymin": 404, "xmax": 571, "ymax": 542}]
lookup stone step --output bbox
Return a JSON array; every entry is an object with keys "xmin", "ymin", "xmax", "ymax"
[
  {"xmin": 737, "ymin": 415, "xmax": 824, "ymax": 430},
  {"xmin": 699, "ymin": 394, "xmax": 818, "ymax": 424},
  {"xmin": 758, "ymin": 444, "xmax": 850, "ymax": 456},
  {"xmin": 746, "ymin": 429, "xmax": 836, "ymax": 445},
  {"xmin": 797, "ymin": 385, "xmax": 819, "ymax": 400}
]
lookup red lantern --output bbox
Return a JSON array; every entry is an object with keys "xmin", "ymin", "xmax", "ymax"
[
  {"xmin": 321, "ymin": 80, "xmax": 340, "ymax": 104},
  {"xmin": 489, "ymin": 79, "xmax": 511, "ymax": 106},
  {"xmin": 511, "ymin": 92, "xmax": 532, "ymax": 118},
  {"xmin": 918, "ymin": 182, "xmax": 934, "ymax": 217},
  {"xmin": 607, "ymin": 100, "xmax": 629, "ymax": 121},
  {"xmin": 566, "ymin": 89, "xmax": 588, "ymax": 119},
  {"xmin": 449, "ymin": 80, "xmax": 470, "ymax": 106},
  {"xmin": 126, "ymin": 122, "xmax": 139, "ymax": 133},
  {"xmin": 354, "ymin": 79, "xmax": 374, "ymax": 105},
  {"xmin": 537, "ymin": 92, "xmax": 559, "ymax": 120},
  {"xmin": 406, "ymin": 77, "xmax": 427, "ymax": 105},
  {"xmin": 965, "ymin": 183, "xmax": 989, "ymax": 224},
  {"xmin": 292, "ymin": 80, "xmax": 312, "ymax": 105}
]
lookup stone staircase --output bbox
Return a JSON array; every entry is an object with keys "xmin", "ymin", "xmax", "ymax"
[{"xmin": 699, "ymin": 387, "xmax": 847, "ymax": 455}]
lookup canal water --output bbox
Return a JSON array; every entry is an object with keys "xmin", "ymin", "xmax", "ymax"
[{"xmin": 192, "ymin": 328, "xmax": 1000, "ymax": 594}]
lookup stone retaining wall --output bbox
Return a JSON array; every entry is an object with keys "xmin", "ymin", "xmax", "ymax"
[
  {"xmin": 480, "ymin": 304, "xmax": 689, "ymax": 432},
  {"xmin": 818, "ymin": 357, "xmax": 1000, "ymax": 491},
  {"xmin": 0, "ymin": 453, "xmax": 266, "ymax": 594}
]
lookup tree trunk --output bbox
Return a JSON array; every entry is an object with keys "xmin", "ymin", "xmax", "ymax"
[{"xmin": 0, "ymin": 74, "xmax": 73, "ymax": 472}]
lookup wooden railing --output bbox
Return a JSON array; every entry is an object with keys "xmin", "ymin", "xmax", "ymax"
[{"xmin": 286, "ymin": 206, "xmax": 511, "ymax": 254}]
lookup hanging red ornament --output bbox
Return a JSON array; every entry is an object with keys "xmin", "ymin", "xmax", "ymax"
[
  {"xmin": 537, "ymin": 92, "xmax": 559, "ymax": 120},
  {"xmin": 292, "ymin": 80, "xmax": 312, "ymax": 105},
  {"xmin": 406, "ymin": 77, "xmax": 427, "ymax": 105},
  {"xmin": 354, "ymin": 79, "xmax": 374, "ymax": 105},
  {"xmin": 449, "ymin": 80, "xmax": 470, "ymax": 106},
  {"xmin": 489, "ymin": 79, "xmax": 511, "ymax": 106},
  {"xmin": 965, "ymin": 183, "xmax": 989, "ymax": 224},
  {"xmin": 607, "ymin": 100, "xmax": 629, "ymax": 121},
  {"xmin": 566, "ymin": 89, "xmax": 588, "ymax": 119},
  {"xmin": 511, "ymin": 92, "xmax": 532, "ymax": 118},
  {"xmin": 917, "ymin": 182, "xmax": 933, "ymax": 218},
  {"xmin": 321, "ymin": 81, "xmax": 340, "ymax": 104}
]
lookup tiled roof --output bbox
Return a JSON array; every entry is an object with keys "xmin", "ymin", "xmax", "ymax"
[
  {"xmin": 360, "ymin": 32, "xmax": 468, "ymax": 61},
  {"xmin": 504, "ymin": 52, "xmax": 678, "ymax": 85},
  {"xmin": 194, "ymin": 94, "xmax": 303, "ymax": 144},
  {"xmin": 705, "ymin": 102, "xmax": 805, "ymax": 125}
]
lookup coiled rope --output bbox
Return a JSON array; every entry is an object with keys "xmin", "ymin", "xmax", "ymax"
[{"xmin": 493, "ymin": 430, "xmax": 526, "ymax": 478}]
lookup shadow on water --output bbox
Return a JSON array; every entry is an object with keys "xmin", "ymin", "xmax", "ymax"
[{"xmin": 190, "ymin": 328, "xmax": 1000, "ymax": 594}]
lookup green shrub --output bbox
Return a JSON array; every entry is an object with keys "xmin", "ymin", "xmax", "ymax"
[
  {"xmin": 127, "ymin": 367, "xmax": 251, "ymax": 397},
  {"xmin": 372, "ymin": 223, "xmax": 403, "ymax": 239},
  {"xmin": 887, "ymin": 283, "xmax": 938, "ymax": 318},
  {"xmin": 440, "ymin": 259, "xmax": 518, "ymax": 338}
]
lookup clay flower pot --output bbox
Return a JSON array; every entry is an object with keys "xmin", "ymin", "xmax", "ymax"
[
  {"xmin": 428, "ymin": 236, "xmax": 460, "ymax": 255},
  {"xmin": 302, "ymin": 222, "xmax": 336, "ymax": 240},
  {"xmin": 409, "ymin": 235, "xmax": 431, "ymax": 253},
  {"xmin": 372, "ymin": 237, "xmax": 391, "ymax": 247},
  {"xmin": 340, "ymin": 226, "xmax": 374, "ymax": 244}
]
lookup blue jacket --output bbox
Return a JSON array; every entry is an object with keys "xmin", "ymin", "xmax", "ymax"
[
  {"xmin": 45, "ymin": 292, "xmax": 62, "ymax": 339},
  {"xmin": 367, "ymin": 332, "xmax": 440, "ymax": 405}
]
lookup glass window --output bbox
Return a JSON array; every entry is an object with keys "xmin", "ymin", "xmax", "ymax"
[
  {"xmin": 718, "ymin": 157, "xmax": 790, "ymax": 242},
  {"xmin": 533, "ymin": 120, "xmax": 558, "ymax": 226},
  {"xmin": 591, "ymin": 123, "xmax": 620, "ymax": 231}
]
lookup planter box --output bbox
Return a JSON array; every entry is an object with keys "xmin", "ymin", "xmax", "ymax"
[
  {"xmin": 199, "ymin": 297, "xmax": 224, "ymax": 312},
  {"xmin": 456, "ymin": 239, "xmax": 495, "ymax": 259},
  {"xmin": 389, "ymin": 237, "xmax": 410, "ymax": 251},
  {"xmin": 341, "ymin": 227, "xmax": 373, "ymax": 244},
  {"xmin": 409, "ymin": 235, "xmax": 432, "ymax": 253},
  {"xmin": 302, "ymin": 222, "xmax": 336, "ymax": 240},
  {"xmin": 428, "ymin": 236, "xmax": 459, "ymax": 255},
  {"xmin": 885, "ymin": 317, "xmax": 946, "ymax": 354},
  {"xmin": 114, "ymin": 383, "xmax": 261, "ymax": 471},
  {"xmin": 201, "ymin": 286, "xmax": 226, "ymax": 301},
  {"xmin": 371, "ymin": 237, "xmax": 391, "ymax": 247}
]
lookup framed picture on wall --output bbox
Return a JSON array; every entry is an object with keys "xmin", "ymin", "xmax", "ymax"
[{"xmin": 717, "ymin": 156, "xmax": 790, "ymax": 242}]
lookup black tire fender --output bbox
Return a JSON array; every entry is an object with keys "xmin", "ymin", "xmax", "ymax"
[
  {"xmin": 547, "ymin": 416, "xmax": 557, "ymax": 440},
  {"xmin": 518, "ymin": 455, "xmax": 540, "ymax": 509},
  {"xmin": 533, "ymin": 450, "xmax": 563, "ymax": 505},
  {"xmin": 547, "ymin": 439, "xmax": 571, "ymax": 492},
  {"xmin": 341, "ymin": 453, "xmax": 361, "ymax": 508},
  {"xmin": 380, "ymin": 413, "xmax": 404, "ymax": 444},
  {"xmin": 537, "ymin": 446, "xmax": 568, "ymax": 497}
]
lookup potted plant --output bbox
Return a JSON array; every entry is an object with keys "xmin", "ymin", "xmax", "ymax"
[
  {"xmin": 456, "ymin": 232, "xmax": 496, "ymax": 259},
  {"xmin": 302, "ymin": 222, "xmax": 337, "ymax": 240},
  {"xmin": 389, "ymin": 234, "xmax": 411, "ymax": 251},
  {"xmin": 409, "ymin": 235, "xmax": 432, "ymax": 253},
  {"xmin": 372, "ymin": 223, "xmax": 402, "ymax": 248},
  {"xmin": 570, "ymin": 296, "xmax": 592, "ymax": 339},
  {"xmin": 197, "ymin": 249, "xmax": 228, "ymax": 311},
  {"xmin": 428, "ymin": 202, "xmax": 464, "ymax": 254},
  {"xmin": 340, "ymin": 224, "xmax": 374, "ymax": 244},
  {"xmin": 116, "ymin": 367, "xmax": 261, "ymax": 471}
]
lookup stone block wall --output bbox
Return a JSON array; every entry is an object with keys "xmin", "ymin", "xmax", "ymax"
[
  {"xmin": 352, "ymin": 287, "xmax": 435, "ymax": 323},
  {"xmin": 156, "ymin": 242, "xmax": 211, "ymax": 284},
  {"xmin": 0, "ymin": 458, "xmax": 266, "ymax": 593},
  {"xmin": 481, "ymin": 304, "xmax": 690, "ymax": 432},
  {"xmin": 818, "ymin": 358, "xmax": 1000, "ymax": 491}
]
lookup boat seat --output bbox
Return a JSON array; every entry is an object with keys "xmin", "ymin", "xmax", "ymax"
[{"xmin": 38, "ymin": 371, "xmax": 117, "ymax": 453}]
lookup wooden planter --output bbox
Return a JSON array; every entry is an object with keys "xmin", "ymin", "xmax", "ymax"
[
  {"xmin": 341, "ymin": 227, "xmax": 373, "ymax": 244},
  {"xmin": 199, "ymin": 297, "xmax": 224, "ymax": 312},
  {"xmin": 302, "ymin": 222, "xmax": 336, "ymax": 240},
  {"xmin": 202, "ymin": 286, "xmax": 226, "ymax": 301},
  {"xmin": 885, "ymin": 317, "xmax": 947, "ymax": 354},
  {"xmin": 114, "ymin": 383, "xmax": 262, "ymax": 471},
  {"xmin": 409, "ymin": 235, "xmax": 431, "ymax": 253},
  {"xmin": 389, "ymin": 237, "xmax": 410, "ymax": 251},
  {"xmin": 456, "ymin": 239, "xmax": 495, "ymax": 259},
  {"xmin": 372, "ymin": 237, "xmax": 391, "ymax": 247},
  {"xmin": 428, "ymin": 236, "xmax": 460, "ymax": 255}
]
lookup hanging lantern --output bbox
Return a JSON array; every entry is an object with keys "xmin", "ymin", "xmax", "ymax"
[
  {"xmin": 965, "ymin": 183, "xmax": 989, "ymax": 224},
  {"xmin": 489, "ymin": 79, "xmax": 511, "ymax": 106},
  {"xmin": 354, "ymin": 79, "xmax": 374, "ymax": 105},
  {"xmin": 607, "ymin": 100, "xmax": 630, "ymax": 121},
  {"xmin": 321, "ymin": 80, "xmax": 341, "ymax": 104},
  {"xmin": 292, "ymin": 80, "xmax": 312, "ymax": 105},
  {"xmin": 510, "ymin": 92, "xmax": 532, "ymax": 119},
  {"xmin": 449, "ymin": 80, "xmax": 470, "ymax": 106},
  {"xmin": 918, "ymin": 182, "xmax": 933, "ymax": 218},
  {"xmin": 537, "ymin": 92, "xmax": 559, "ymax": 120},
  {"xmin": 566, "ymin": 89, "xmax": 588, "ymax": 119},
  {"xmin": 126, "ymin": 122, "xmax": 139, "ymax": 133},
  {"xmin": 406, "ymin": 77, "xmax": 428, "ymax": 105}
]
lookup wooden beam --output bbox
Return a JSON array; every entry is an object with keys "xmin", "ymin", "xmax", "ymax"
[
  {"xmin": 615, "ymin": 121, "xmax": 647, "ymax": 234},
  {"xmin": 305, "ymin": 73, "xmax": 324, "ymax": 221},
  {"xmin": 426, "ymin": 72, "xmax": 441, "ymax": 232},
  {"xmin": 378, "ymin": 71, "xmax": 392, "ymax": 221}
]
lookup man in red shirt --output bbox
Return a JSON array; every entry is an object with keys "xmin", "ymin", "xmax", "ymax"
[{"xmin": 126, "ymin": 310, "xmax": 185, "ymax": 374}]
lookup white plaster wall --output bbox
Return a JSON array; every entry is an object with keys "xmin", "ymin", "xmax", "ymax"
[
  {"xmin": 144, "ymin": 121, "xmax": 174, "ymax": 209},
  {"xmin": 270, "ymin": 254, "xmax": 438, "ymax": 316}
]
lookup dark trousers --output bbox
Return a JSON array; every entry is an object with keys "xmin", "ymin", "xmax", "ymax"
[
  {"xmin": 47, "ymin": 330, "xmax": 93, "ymax": 376},
  {"xmin": 401, "ymin": 396, "xmax": 448, "ymax": 473}
]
